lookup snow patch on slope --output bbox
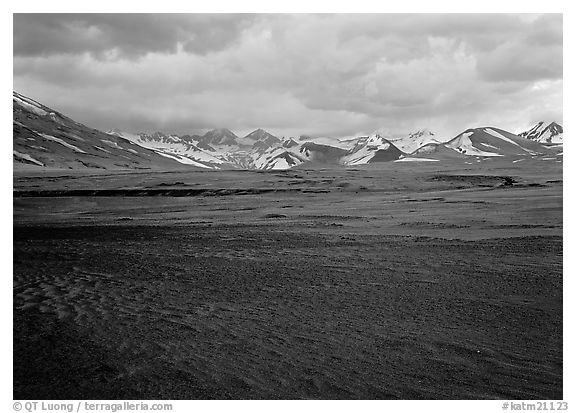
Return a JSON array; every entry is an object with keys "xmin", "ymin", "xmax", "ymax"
[
  {"xmin": 94, "ymin": 146, "xmax": 111, "ymax": 154},
  {"xmin": 13, "ymin": 93, "xmax": 48, "ymax": 116},
  {"xmin": 101, "ymin": 139, "xmax": 121, "ymax": 148},
  {"xmin": 446, "ymin": 132, "xmax": 502, "ymax": 157},
  {"xmin": 13, "ymin": 150, "xmax": 44, "ymax": 166},
  {"xmin": 484, "ymin": 128, "xmax": 521, "ymax": 147},
  {"xmin": 394, "ymin": 157, "xmax": 439, "ymax": 162},
  {"xmin": 40, "ymin": 133, "xmax": 86, "ymax": 153},
  {"xmin": 157, "ymin": 152, "xmax": 213, "ymax": 168},
  {"xmin": 269, "ymin": 157, "xmax": 291, "ymax": 170}
]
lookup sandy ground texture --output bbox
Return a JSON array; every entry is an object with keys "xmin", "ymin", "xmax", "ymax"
[{"xmin": 13, "ymin": 159, "xmax": 562, "ymax": 399}]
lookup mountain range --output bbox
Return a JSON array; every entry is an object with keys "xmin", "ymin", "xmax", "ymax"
[{"xmin": 13, "ymin": 91, "xmax": 563, "ymax": 171}]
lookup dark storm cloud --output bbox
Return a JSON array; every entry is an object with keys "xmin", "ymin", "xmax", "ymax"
[
  {"xmin": 524, "ymin": 14, "xmax": 563, "ymax": 46},
  {"xmin": 14, "ymin": 13, "xmax": 257, "ymax": 58},
  {"xmin": 13, "ymin": 13, "xmax": 563, "ymax": 138},
  {"xmin": 477, "ymin": 42, "xmax": 562, "ymax": 82},
  {"xmin": 476, "ymin": 14, "xmax": 563, "ymax": 83},
  {"xmin": 337, "ymin": 14, "xmax": 524, "ymax": 42}
]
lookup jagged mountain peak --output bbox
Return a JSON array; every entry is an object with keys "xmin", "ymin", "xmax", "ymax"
[
  {"xmin": 200, "ymin": 128, "xmax": 239, "ymax": 146},
  {"xmin": 282, "ymin": 138, "xmax": 299, "ymax": 148},
  {"xmin": 244, "ymin": 128, "xmax": 279, "ymax": 141},
  {"xmin": 544, "ymin": 121, "xmax": 563, "ymax": 135},
  {"xmin": 365, "ymin": 131, "xmax": 394, "ymax": 146},
  {"xmin": 245, "ymin": 128, "xmax": 267, "ymax": 137},
  {"xmin": 390, "ymin": 129, "xmax": 441, "ymax": 154},
  {"xmin": 407, "ymin": 129, "xmax": 435, "ymax": 138},
  {"xmin": 520, "ymin": 121, "xmax": 563, "ymax": 144},
  {"xmin": 205, "ymin": 127, "xmax": 237, "ymax": 136}
]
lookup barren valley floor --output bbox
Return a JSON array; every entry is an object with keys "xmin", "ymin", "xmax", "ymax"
[{"xmin": 13, "ymin": 160, "xmax": 563, "ymax": 399}]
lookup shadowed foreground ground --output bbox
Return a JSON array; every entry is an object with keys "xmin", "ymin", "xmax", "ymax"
[{"xmin": 13, "ymin": 163, "xmax": 563, "ymax": 399}]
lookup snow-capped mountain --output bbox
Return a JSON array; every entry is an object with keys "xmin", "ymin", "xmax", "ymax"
[
  {"xmin": 249, "ymin": 141, "xmax": 347, "ymax": 170},
  {"xmin": 341, "ymin": 132, "xmax": 404, "ymax": 165},
  {"xmin": 389, "ymin": 129, "xmax": 443, "ymax": 154},
  {"xmin": 519, "ymin": 122, "xmax": 563, "ymax": 144},
  {"xmin": 446, "ymin": 127, "xmax": 545, "ymax": 157},
  {"xmin": 297, "ymin": 135, "xmax": 358, "ymax": 150},
  {"xmin": 109, "ymin": 130, "xmax": 224, "ymax": 169},
  {"xmin": 13, "ymin": 92, "xmax": 185, "ymax": 170},
  {"xmin": 112, "ymin": 128, "xmax": 303, "ymax": 169},
  {"xmin": 113, "ymin": 125, "xmax": 553, "ymax": 170},
  {"xmin": 199, "ymin": 128, "xmax": 239, "ymax": 146},
  {"xmin": 299, "ymin": 142, "xmax": 348, "ymax": 163},
  {"xmin": 255, "ymin": 150, "xmax": 306, "ymax": 170},
  {"xmin": 282, "ymin": 138, "xmax": 299, "ymax": 148},
  {"xmin": 13, "ymin": 91, "xmax": 557, "ymax": 171},
  {"xmin": 411, "ymin": 142, "xmax": 467, "ymax": 161},
  {"xmin": 238, "ymin": 128, "xmax": 282, "ymax": 151}
]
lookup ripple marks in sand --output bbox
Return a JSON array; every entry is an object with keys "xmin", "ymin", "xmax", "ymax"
[{"xmin": 15, "ymin": 267, "xmax": 149, "ymax": 325}]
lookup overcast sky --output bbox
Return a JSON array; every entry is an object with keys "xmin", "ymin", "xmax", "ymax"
[{"xmin": 13, "ymin": 13, "xmax": 562, "ymax": 139}]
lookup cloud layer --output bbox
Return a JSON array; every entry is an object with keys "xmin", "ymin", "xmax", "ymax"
[{"xmin": 13, "ymin": 13, "xmax": 563, "ymax": 138}]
